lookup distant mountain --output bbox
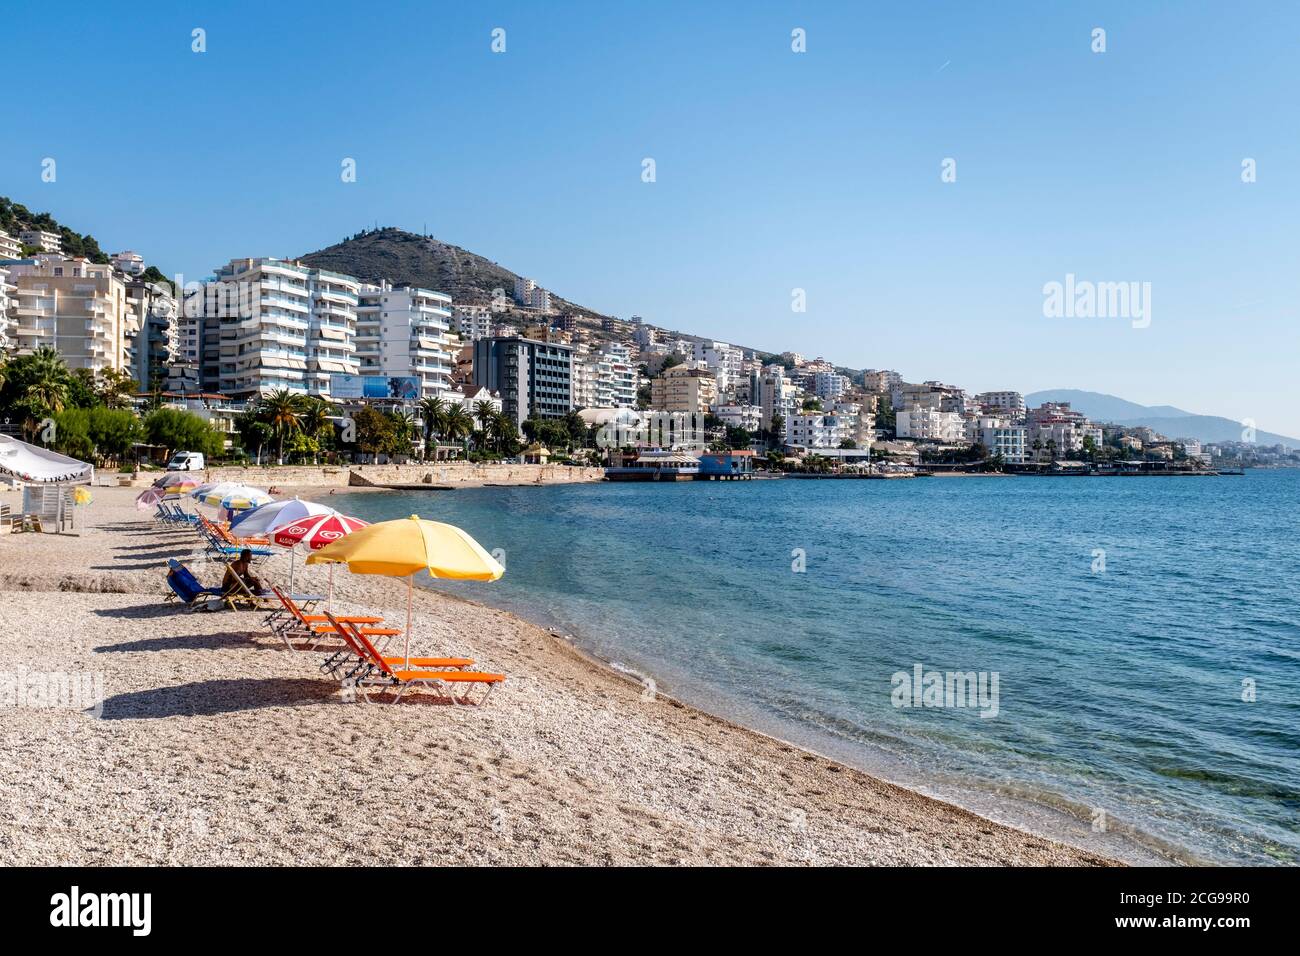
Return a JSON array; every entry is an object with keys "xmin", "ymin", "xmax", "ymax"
[
  {"xmin": 299, "ymin": 228, "xmax": 613, "ymax": 321},
  {"xmin": 1026, "ymin": 389, "xmax": 1299, "ymax": 447}
]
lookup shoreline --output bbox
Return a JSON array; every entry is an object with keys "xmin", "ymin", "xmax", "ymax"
[{"xmin": 0, "ymin": 485, "xmax": 1121, "ymax": 866}]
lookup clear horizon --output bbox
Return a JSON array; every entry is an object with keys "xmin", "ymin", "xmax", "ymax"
[{"xmin": 4, "ymin": 1, "xmax": 1297, "ymax": 435}]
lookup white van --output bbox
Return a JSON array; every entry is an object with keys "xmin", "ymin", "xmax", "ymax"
[{"xmin": 165, "ymin": 452, "xmax": 205, "ymax": 471}]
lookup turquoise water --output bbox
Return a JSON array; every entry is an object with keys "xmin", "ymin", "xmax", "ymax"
[{"xmin": 331, "ymin": 471, "xmax": 1300, "ymax": 864}]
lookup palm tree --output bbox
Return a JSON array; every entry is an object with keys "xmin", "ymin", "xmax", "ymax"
[
  {"xmin": 298, "ymin": 398, "xmax": 333, "ymax": 464},
  {"xmin": 472, "ymin": 399, "xmax": 497, "ymax": 436},
  {"xmin": 390, "ymin": 410, "xmax": 419, "ymax": 457},
  {"xmin": 22, "ymin": 347, "xmax": 71, "ymax": 428},
  {"xmin": 417, "ymin": 396, "xmax": 447, "ymax": 459},
  {"xmin": 443, "ymin": 406, "xmax": 475, "ymax": 458},
  {"xmin": 261, "ymin": 388, "xmax": 304, "ymax": 465}
]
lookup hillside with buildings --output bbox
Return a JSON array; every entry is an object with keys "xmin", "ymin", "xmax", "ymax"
[{"xmin": 300, "ymin": 228, "xmax": 613, "ymax": 323}]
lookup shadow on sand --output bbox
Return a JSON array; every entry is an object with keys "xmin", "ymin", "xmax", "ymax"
[
  {"xmin": 93, "ymin": 632, "xmax": 268, "ymax": 653},
  {"xmin": 98, "ymin": 677, "xmax": 338, "ymax": 719}
]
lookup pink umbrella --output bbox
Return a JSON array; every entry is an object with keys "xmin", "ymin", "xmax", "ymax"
[
  {"xmin": 271, "ymin": 512, "xmax": 369, "ymax": 602},
  {"xmin": 136, "ymin": 488, "xmax": 165, "ymax": 512}
]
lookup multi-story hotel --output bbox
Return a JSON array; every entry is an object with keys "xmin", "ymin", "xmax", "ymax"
[
  {"xmin": 356, "ymin": 282, "xmax": 454, "ymax": 399},
  {"xmin": 472, "ymin": 336, "xmax": 573, "ymax": 426},
  {"xmin": 974, "ymin": 390, "xmax": 1026, "ymax": 418},
  {"xmin": 0, "ymin": 264, "xmax": 15, "ymax": 352},
  {"xmin": 125, "ymin": 278, "xmax": 179, "ymax": 389},
  {"xmin": 199, "ymin": 258, "xmax": 359, "ymax": 399},
  {"xmin": 895, "ymin": 406, "xmax": 964, "ymax": 442},
  {"xmin": 6, "ymin": 255, "xmax": 134, "ymax": 372},
  {"xmin": 692, "ymin": 340, "xmax": 743, "ymax": 392},
  {"xmin": 512, "ymin": 277, "xmax": 552, "ymax": 312},
  {"xmin": 112, "ymin": 250, "xmax": 146, "ymax": 276},
  {"xmin": 650, "ymin": 364, "xmax": 717, "ymax": 417},
  {"xmin": 0, "ymin": 230, "xmax": 23, "ymax": 261},
  {"xmin": 785, "ymin": 412, "xmax": 846, "ymax": 449},
  {"xmin": 19, "ymin": 229, "xmax": 62, "ymax": 254},
  {"xmin": 450, "ymin": 304, "xmax": 493, "ymax": 342}
]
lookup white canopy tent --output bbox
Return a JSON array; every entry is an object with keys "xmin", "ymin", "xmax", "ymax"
[{"xmin": 0, "ymin": 434, "xmax": 95, "ymax": 533}]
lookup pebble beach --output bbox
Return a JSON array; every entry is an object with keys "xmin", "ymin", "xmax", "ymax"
[{"xmin": 0, "ymin": 485, "xmax": 1116, "ymax": 866}]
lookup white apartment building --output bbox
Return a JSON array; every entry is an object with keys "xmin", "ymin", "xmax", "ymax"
[
  {"xmin": 19, "ymin": 229, "xmax": 62, "ymax": 253},
  {"xmin": 0, "ymin": 264, "xmax": 15, "ymax": 352},
  {"xmin": 754, "ymin": 364, "xmax": 799, "ymax": 431},
  {"xmin": 307, "ymin": 270, "xmax": 362, "ymax": 397},
  {"xmin": 896, "ymin": 406, "xmax": 964, "ymax": 442},
  {"xmin": 976, "ymin": 420, "xmax": 1028, "ymax": 463},
  {"xmin": 813, "ymin": 371, "xmax": 850, "ymax": 401},
  {"xmin": 451, "ymin": 304, "xmax": 493, "ymax": 341},
  {"xmin": 974, "ymin": 390, "xmax": 1025, "ymax": 417},
  {"xmin": 0, "ymin": 230, "xmax": 23, "ymax": 261},
  {"xmin": 512, "ymin": 277, "xmax": 552, "ymax": 312},
  {"xmin": 693, "ymin": 340, "xmax": 743, "ymax": 393},
  {"xmin": 202, "ymin": 258, "xmax": 358, "ymax": 399},
  {"xmin": 785, "ymin": 412, "xmax": 846, "ymax": 449},
  {"xmin": 715, "ymin": 403, "xmax": 762, "ymax": 433},
  {"xmin": 111, "ymin": 250, "xmax": 146, "ymax": 276},
  {"xmin": 356, "ymin": 282, "xmax": 454, "ymax": 399},
  {"xmin": 6, "ymin": 255, "xmax": 134, "ymax": 372}
]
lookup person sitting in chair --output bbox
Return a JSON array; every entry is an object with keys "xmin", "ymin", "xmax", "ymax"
[{"xmin": 222, "ymin": 549, "xmax": 266, "ymax": 597}]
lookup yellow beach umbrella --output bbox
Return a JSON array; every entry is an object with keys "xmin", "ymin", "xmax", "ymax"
[{"xmin": 306, "ymin": 514, "xmax": 504, "ymax": 666}]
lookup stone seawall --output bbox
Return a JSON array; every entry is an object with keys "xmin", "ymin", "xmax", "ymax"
[{"xmin": 169, "ymin": 462, "xmax": 605, "ymax": 489}]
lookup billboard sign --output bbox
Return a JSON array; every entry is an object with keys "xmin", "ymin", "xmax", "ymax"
[{"xmin": 329, "ymin": 374, "xmax": 421, "ymax": 401}]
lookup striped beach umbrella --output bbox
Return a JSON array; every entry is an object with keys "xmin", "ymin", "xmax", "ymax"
[
  {"xmin": 272, "ymin": 512, "xmax": 369, "ymax": 551},
  {"xmin": 153, "ymin": 473, "xmax": 203, "ymax": 492},
  {"xmin": 229, "ymin": 497, "xmax": 334, "ymax": 537},
  {"xmin": 218, "ymin": 487, "xmax": 275, "ymax": 512},
  {"xmin": 272, "ymin": 511, "xmax": 368, "ymax": 595},
  {"xmin": 136, "ymin": 488, "xmax": 166, "ymax": 512}
]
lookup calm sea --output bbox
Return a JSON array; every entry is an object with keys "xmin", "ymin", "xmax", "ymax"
[{"xmin": 330, "ymin": 470, "xmax": 1300, "ymax": 864}]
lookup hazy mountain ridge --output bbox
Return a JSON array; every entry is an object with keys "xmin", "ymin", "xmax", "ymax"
[{"xmin": 1027, "ymin": 389, "xmax": 1298, "ymax": 446}]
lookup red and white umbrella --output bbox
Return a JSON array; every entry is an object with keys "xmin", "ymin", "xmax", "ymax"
[
  {"xmin": 271, "ymin": 512, "xmax": 368, "ymax": 600},
  {"xmin": 272, "ymin": 512, "xmax": 369, "ymax": 550}
]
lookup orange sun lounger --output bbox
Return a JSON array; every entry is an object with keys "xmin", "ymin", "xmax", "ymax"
[
  {"xmin": 323, "ymin": 613, "xmax": 504, "ymax": 705},
  {"xmin": 268, "ymin": 585, "xmax": 391, "ymax": 650}
]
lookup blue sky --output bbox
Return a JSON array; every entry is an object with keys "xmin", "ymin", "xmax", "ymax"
[{"xmin": 4, "ymin": 1, "xmax": 1298, "ymax": 435}]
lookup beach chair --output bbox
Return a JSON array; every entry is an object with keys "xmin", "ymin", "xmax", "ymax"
[
  {"xmin": 164, "ymin": 558, "xmax": 226, "ymax": 609},
  {"xmin": 219, "ymin": 562, "xmax": 281, "ymax": 611},
  {"xmin": 324, "ymin": 614, "xmax": 504, "ymax": 705},
  {"xmin": 266, "ymin": 586, "xmax": 401, "ymax": 652},
  {"xmin": 306, "ymin": 605, "xmax": 472, "ymax": 676},
  {"xmin": 257, "ymin": 585, "xmax": 326, "ymax": 634},
  {"xmin": 198, "ymin": 521, "xmax": 273, "ymax": 560}
]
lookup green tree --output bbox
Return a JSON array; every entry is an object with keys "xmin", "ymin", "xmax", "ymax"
[
  {"xmin": 261, "ymin": 388, "xmax": 305, "ymax": 464},
  {"xmin": 143, "ymin": 407, "xmax": 223, "ymax": 460},
  {"xmin": 87, "ymin": 407, "xmax": 142, "ymax": 465},
  {"xmin": 417, "ymin": 396, "xmax": 447, "ymax": 456},
  {"xmin": 351, "ymin": 406, "xmax": 396, "ymax": 459}
]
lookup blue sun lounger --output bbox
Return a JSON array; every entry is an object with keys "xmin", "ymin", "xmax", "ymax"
[{"xmin": 164, "ymin": 558, "xmax": 226, "ymax": 608}]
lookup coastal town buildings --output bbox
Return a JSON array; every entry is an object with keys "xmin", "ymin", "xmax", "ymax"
[
  {"xmin": 693, "ymin": 340, "xmax": 743, "ymax": 392},
  {"xmin": 785, "ymin": 412, "xmax": 846, "ymax": 449},
  {"xmin": 450, "ymin": 304, "xmax": 493, "ymax": 341},
  {"xmin": 715, "ymin": 402, "xmax": 762, "ymax": 433},
  {"xmin": 111, "ymin": 250, "xmax": 146, "ymax": 276},
  {"xmin": 512, "ymin": 277, "xmax": 552, "ymax": 312},
  {"xmin": 896, "ymin": 406, "xmax": 964, "ymax": 442},
  {"xmin": 194, "ymin": 257, "xmax": 361, "ymax": 400},
  {"xmin": 6, "ymin": 255, "xmax": 134, "ymax": 372},
  {"xmin": 19, "ymin": 229, "xmax": 61, "ymax": 253},
  {"xmin": 862, "ymin": 368, "xmax": 902, "ymax": 394},
  {"xmin": 0, "ymin": 264, "xmax": 14, "ymax": 352},
  {"xmin": 812, "ymin": 371, "xmax": 850, "ymax": 402},
  {"xmin": 0, "ymin": 230, "xmax": 23, "ymax": 260},
  {"xmin": 650, "ymin": 363, "xmax": 718, "ymax": 417},
  {"xmin": 472, "ymin": 335, "xmax": 574, "ymax": 426},
  {"xmin": 975, "ymin": 390, "xmax": 1026, "ymax": 418},
  {"xmin": 125, "ymin": 278, "xmax": 179, "ymax": 389},
  {"xmin": 356, "ymin": 281, "xmax": 454, "ymax": 399}
]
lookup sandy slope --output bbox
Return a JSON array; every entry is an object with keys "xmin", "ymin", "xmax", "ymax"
[{"xmin": 0, "ymin": 486, "xmax": 1115, "ymax": 866}]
